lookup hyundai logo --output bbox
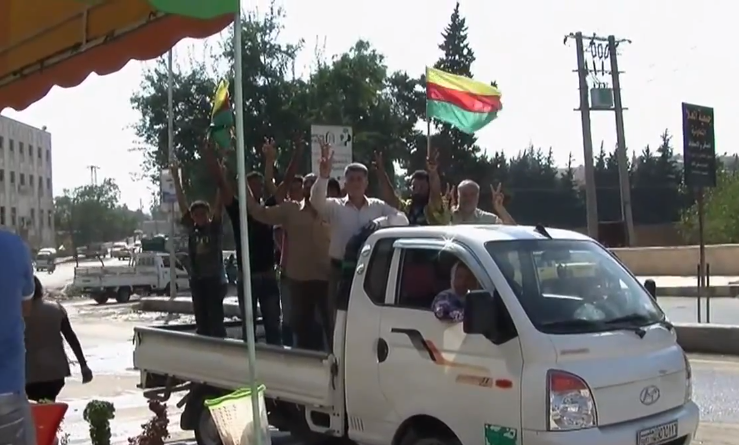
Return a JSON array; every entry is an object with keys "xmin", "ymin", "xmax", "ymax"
[{"xmin": 639, "ymin": 385, "xmax": 660, "ymax": 406}]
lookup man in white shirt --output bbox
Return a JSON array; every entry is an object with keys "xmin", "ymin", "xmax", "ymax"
[
  {"xmin": 451, "ymin": 180, "xmax": 516, "ymax": 225},
  {"xmin": 310, "ymin": 142, "xmax": 408, "ymax": 337}
]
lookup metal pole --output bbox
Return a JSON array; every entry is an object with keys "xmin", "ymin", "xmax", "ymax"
[
  {"xmin": 167, "ymin": 50, "xmax": 177, "ymax": 303},
  {"xmin": 706, "ymin": 263, "xmax": 711, "ymax": 323},
  {"xmin": 574, "ymin": 32, "xmax": 599, "ymax": 240},
  {"xmin": 696, "ymin": 263, "xmax": 701, "ymax": 323},
  {"xmin": 233, "ymin": 6, "xmax": 263, "ymax": 444},
  {"xmin": 698, "ymin": 188, "xmax": 706, "ymax": 323},
  {"xmin": 608, "ymin": 36, "xmax": 635, "ymax": 246}
]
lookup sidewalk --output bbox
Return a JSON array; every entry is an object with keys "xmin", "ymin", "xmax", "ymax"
[{"xmin": 637, "ymin": 276, "xmax": 739, "ymax": 297}]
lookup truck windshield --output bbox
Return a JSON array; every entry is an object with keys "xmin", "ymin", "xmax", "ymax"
[{"xmin": 485, "ymin": 239, "xmax": 664, "ymax": 334}]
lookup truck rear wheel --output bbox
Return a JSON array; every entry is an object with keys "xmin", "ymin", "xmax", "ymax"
[
  {"xmin": 194, "ymin": 408, "xmax": 222, "ymax": 445},
  {"xmin": 116, "ymin": 287, "xmax": 132, "ymax": 303}
]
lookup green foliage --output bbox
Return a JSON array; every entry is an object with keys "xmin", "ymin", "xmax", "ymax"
[
  {"xmin": 55, "ymin": 179, "xmax": 143, "ymax": 248},
  {"xmin": 83, "ymin": 400, "xmax": 115, "ymax": 445},
  {"xmin": 680, "ymin": 170, "xmax": 739, "ymax": 243}
]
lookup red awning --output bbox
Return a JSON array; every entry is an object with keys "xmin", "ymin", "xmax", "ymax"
[{"xmin": 0, "ymin": 0, "xmax": 232, "ymax": 111}]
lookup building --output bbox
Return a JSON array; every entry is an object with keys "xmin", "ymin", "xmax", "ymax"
[{"xmin": 0, "ymin": 115, "xmax": 54, "ymax": 248}]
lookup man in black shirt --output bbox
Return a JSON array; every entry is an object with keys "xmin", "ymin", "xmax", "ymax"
[{"xmin": 221, "ymin": 170, "xmax": 282, "ymax": 345}]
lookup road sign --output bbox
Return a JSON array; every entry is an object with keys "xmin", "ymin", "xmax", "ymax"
[
  {"xmin": 160, "ymin": 169, "xmax": 177, "ymax": 204},
  {"xmin": 310, "ymin": 125, "xmax": 353, "ymax": 184}
]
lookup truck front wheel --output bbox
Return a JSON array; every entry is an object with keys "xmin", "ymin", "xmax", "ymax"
[
  {"xmin": 116, "ymin": 287, "xmax": 132, "ymax": 303},
  {"xmin": 91, "ymin": 293, "xmax": 109, "ymax": 304}
]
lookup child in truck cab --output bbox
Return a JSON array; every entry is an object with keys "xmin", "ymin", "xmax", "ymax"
[{"xmin": 431, "ymin": 262, "xmax": 480, "ymax": 322}]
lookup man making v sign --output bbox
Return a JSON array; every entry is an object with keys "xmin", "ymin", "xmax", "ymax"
[{"xmin": 309, "ymin": 141, "xmax": 408, "ymax": 343}]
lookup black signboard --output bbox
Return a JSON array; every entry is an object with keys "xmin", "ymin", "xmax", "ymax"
[{"xmin": 682, "ymin": 102, "xmax": 716, "ymax": 188}]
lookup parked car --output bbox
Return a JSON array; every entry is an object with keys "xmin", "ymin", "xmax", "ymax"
[{"xmin": 111, "ymin": 242, "xmax": 132, "ymax": 260}]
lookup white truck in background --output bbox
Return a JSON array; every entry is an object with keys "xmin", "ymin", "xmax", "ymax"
[
  {"xmin": 74, "ymin": 251, "xmax": 189, "ymax": 304},
  {"xmin": 133, "ymin": 225, "xmax": 698, "ymax": 445}
]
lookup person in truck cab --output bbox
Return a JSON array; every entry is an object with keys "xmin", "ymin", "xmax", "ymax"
[
  {"xmin": 310, "ymin": 140, "xmax": 409, "ymax": 337},
  {"xmin": 170, "ymin": 161, "xmax": 227, "ymax": 338},
  {"xmin": 431, "ymin": 261, "xmax": 480, "ymax": 322}
]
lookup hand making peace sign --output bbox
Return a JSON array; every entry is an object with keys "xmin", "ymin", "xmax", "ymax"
[
  {"xmin": 491, "ymin": 183, "xmax": 505, "ymax": 210},
  {"xmin": 318, "ymin": 139, "xmax": 334, "ymax": 179},
  {"xmin": 261, "ymin": 137, "xmax": 277, "ymax": 163}
]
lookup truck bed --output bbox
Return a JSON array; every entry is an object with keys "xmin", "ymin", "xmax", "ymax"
[{"xmin": 133, "ymin": 325, "xmax": 336, "ymax": 408}]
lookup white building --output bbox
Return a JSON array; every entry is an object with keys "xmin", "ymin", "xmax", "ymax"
[{"xmin": 0, "ymin": 115, "xmax": 54, "ymax": 249}]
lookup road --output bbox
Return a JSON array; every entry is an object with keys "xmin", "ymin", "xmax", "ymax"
[{"xmin": 40, "ymin": 299, "xmax": 739, "ymax": 444}]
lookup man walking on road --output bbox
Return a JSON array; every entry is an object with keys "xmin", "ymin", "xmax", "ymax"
[
  {"xmin": 310, "ymin": 142, "xmax": 408, "ymax": 340},
  {"xmin": 0, "ymin": 229, "xmax": 37, "ymax": 445}
]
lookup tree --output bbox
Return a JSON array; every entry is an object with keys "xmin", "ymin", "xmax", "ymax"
[
  {"xmin": 680, "ymin": 170, "xmax": 739, "ymax": 243},
  {"xmin": 631, "ymin": 130, "xmax": 684, "ymax": 224},
  {"xmin": 54, "ymin": 179, "xmax": 140, "ymax": 249},
  {"xmin": 593, "ymin": 142, "xmax": 622, "ymax": 222}
]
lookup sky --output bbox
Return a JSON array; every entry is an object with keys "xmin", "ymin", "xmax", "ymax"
[{"xmin": 0, "ymin": 0, "xmax": 734, "ymax": 210}]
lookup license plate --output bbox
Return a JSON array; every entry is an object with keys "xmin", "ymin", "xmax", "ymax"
[{"xmin": 637, "ymin": 420, "xmax": 678, "ymax": 445}]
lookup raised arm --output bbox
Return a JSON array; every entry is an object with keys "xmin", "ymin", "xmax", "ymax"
[
  {"xmin": 262, "ymin": 137, "xmax": 278, "ymax": 197},
  {"xmin": 491, "ymin": 183, "xmax": 516, "ymax": 225},
  {"xmin": 373, "ymin": 150, "xmax": 402, "ymax": 209},
  {"xmin": 273, "ymin": 137, "xmax": 304, "ymax": 204},
  {"xmin": 245, "ymin": 182, "xmax": 292, "ymax": 226},
  {"xmin": 200, "ymin": 138, "xmax": 235, "ymax": 206},
  {"xmin": 426, "ymin": 148, "xmax": 451, "ymax": 225},
  {"xmin": 310, "ymin": 141, "xmax": 338, "ymax": 219},
  {"xmin": 211, "ymin": 186, "xmax": 223, "ymax": 222}
]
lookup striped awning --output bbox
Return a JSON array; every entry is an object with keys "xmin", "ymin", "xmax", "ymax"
[{"xmin": 0, "ymin": 0, "xmax": 233, "ymax": 111}]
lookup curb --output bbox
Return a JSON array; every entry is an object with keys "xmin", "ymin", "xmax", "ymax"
[
  {"xmin": 658, "ymin": 285, "xmax": 739, "ymax": 298},
  {"xmin": 675, "ymin": 323, "xmax": 739, "ymax": 355}
]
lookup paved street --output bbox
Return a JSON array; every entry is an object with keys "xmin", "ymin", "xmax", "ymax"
[
  {"xmin": 37, "ymin": 257, "xmax": 124, "ymax": 291},
  {"xmin": 659, "ymin": 297, "xmax": 739, "ymax": 324}
]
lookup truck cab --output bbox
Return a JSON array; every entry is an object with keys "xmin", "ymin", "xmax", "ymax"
[{"xmin": 134, "ymin": 225, "xmax": 698, "ymax": 445}]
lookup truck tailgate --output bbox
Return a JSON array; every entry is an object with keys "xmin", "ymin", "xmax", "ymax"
[{"xmin": 133, "ymin": 326, "xmax": 335, "ymax": 408}]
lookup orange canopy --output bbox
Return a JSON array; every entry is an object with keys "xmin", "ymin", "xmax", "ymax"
[{"xmin": 0, "ymin": 0, "xmax": 233, "ymax": 111}]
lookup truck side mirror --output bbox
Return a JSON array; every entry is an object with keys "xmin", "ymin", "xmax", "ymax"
[
  {"xmin": 463, "ymin": 290, "xmax": 495, "ymax": 336},
  {"xmin": 644, "ymin": 279, "xmax": 657, "ymax": 300}
]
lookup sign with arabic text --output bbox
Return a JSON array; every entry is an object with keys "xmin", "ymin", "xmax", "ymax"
[{"xmin": 681, "ymin": 102, "xmax": 716, "ymax": 188}]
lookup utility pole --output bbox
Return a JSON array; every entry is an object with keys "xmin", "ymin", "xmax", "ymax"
[
  {"xmin": 86, "ymin": 165, "xmax": 99, "ymax": 185},
  {"xmin": 608, "ymin": 35, "xmax": 636, "ymax": 245},
  {"xmin": 566, "ymin": 32, "xmax": 598, "ymax": 239}
]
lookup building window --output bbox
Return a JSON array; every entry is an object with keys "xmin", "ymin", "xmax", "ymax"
[
  {"xmin": 0, "ymin": 206, "xmax": 4, "ymax": 226},
  {"xmin": 0, "ymin": 136, "xmax": 4, "ymax": 148},
  {"xmin": 29, "ymin": 174, "xmax": 34, "ymax": 189},
  {"xmin": 19, "ymin": 142, "xmax": 24, "ymax": 160},
  {"xmin": 46, "ymin": 148, "xmax": 50, "ymax": 163},
  {"xmin": 9, "ymin": 139, "xmax": 13, "ymax": 152},
  {"xmin": 0, "ymin": 169, "xmax": 4, "ymax": 182},
  {"xmin": 38, "ymin": 176, "xmax": 43, "ymax": 196},
  {"xmin": 46, "ymin": 177, "xmax": 51, "ymax": 191},
  {"xmin": 47, "ymin": 212, "xmax": 52, "ymax": 228},
  {"xmin": 30, "ymin": 208, "xmax": 35, "ymax": 226},
  {"xmin": 10, "ymin": 171, "xmax": 14, "ymax": 184},
  {"xmin": 11, "ymin": 207, "xmax": 16, "ymax": 227},
  {"xmin": 40, "ymin": 210, "xmax": 44, "ymax": 228},
  {"xmin": 28, "ymin": 145, "xmax": 33, "ymax": 159},
  {"xmin": 37, "ymin": 147, "xmax": 42, "ymax": 160},
  {"xmin": 19, "ymin": 173, "xmax": 25, "ymax": 186}
]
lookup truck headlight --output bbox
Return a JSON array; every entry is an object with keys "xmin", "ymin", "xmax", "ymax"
[{"xmin": 547, "ymin": 370, "xmax": 598, "ymax": 431}]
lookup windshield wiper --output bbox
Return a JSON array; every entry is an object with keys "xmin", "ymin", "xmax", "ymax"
[
  {"xmin": 603, "ymin": 314, "xmax": 673, "ymax": 338},
  {"xmin": 538, "ymin": 319, "xmax": 603, "ymax": 333}
]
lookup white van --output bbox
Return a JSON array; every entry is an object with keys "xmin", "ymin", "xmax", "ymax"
[{"xmin": 134, "ymin": 224, "xmax": 698, "ymax": 445}]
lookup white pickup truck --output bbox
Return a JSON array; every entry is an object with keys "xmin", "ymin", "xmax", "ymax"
[
  {"xmin": 133, "ymin": 225, "xmax": 698, "ymax": 445},
  {"xmin": 74, "ymin": 251, "xmax": 189, "ymax": 304}
]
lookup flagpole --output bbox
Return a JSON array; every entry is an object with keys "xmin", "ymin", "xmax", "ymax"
[
  {"xmin": 425, "ymin": 66, "xmax": 432, "ymax": 158},
  {"xmin": 232, "ymin": 3, "xmax": 263, "ymax": 444},
  {"xmin": 166, "ymin": 49, "xmax": 177, "ymax": 311}
]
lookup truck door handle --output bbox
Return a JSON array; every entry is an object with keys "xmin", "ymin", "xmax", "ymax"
[{"xmin": 376, "ymin": 338, "xmax": 389, "ymax": 363}]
